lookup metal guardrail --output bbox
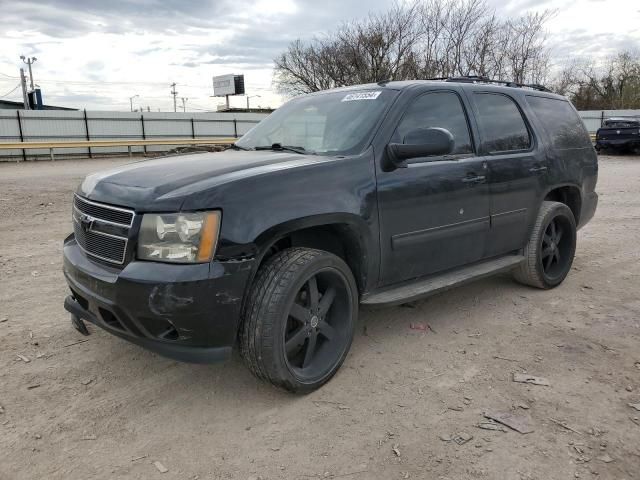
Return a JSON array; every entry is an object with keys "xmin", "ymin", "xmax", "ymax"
[{"xmin": 0, "ymin": 137, "xmax": 238, "ymax": 161}]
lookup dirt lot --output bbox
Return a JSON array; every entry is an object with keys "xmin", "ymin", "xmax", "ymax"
[{"xmin": 1, "ymin": 155, "xmax": 639, "ymax": 480}]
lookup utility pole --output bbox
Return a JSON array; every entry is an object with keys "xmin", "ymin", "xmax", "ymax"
[
  {"xmin": 181, "ymin": 97, "xmax": 188, "ymax": 112},
  {"xmin": 20, "ymin": 56, "xmax": 37, "ymax": 90},
  {"xmin": 19, "ymin": 68, "xmax": 30, "ymax": 110},
  {"xmin": 170, "ymin": 83, "xmax": 178, "ymax": 112}
]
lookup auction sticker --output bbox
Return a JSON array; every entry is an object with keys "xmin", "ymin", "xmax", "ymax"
[{"xmin": 341, "ymin": 91, "xmax": 382, "ymax": 102}]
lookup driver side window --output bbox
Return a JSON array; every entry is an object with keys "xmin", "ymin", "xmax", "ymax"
[{"xmin": 395, "ymin": 91, "xmax": 474, "ymax": 155}]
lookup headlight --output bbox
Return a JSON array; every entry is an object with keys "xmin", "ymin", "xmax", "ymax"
[{"xmin": 137, "ymin": 211, "xmax": 221, "ymax": 263}]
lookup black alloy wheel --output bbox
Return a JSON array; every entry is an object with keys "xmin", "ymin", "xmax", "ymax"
[
  {"xmin": 283, "ymin": 269, "xmax": 352, "ymax": 381},
  {"xmin": 540, "ymin": 216, "xmax": 572, "ymax": 280},
  {"xmin": 513, "ymin": 201, "xmax": 577, "ymax": 289},
  {"xmin": 240, "ymin": 248, "xmax": 358, "ymax": 393}
]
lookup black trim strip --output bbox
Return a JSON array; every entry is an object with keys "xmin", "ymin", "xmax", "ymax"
[
  {"xmin": 392, "ymin": 216, "xmax": 490, "ymax": 250},
  {"xmin": 490, "ymin": 208, "xmax": 527, "ymax": 228}
]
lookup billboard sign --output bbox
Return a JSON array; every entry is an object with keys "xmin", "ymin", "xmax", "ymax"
[{"xmin": 213, "ymin": 74, "xmax": 245, "ymax": 96}]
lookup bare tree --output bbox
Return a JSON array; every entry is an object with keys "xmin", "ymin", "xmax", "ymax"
[
  {"xmin": 442, "ymin": 0, "xmax": 488, "ymax": 76},
  {"xmin": 553, "ymin": 51, "xmax": 640, "ymax": 109},
  {"xmin": 463, "ymin": 13, "xmax": 501, "ymax": 78},
  {"xmin": 550, "ymin": 60, "xmax": 582, "ymax": 97},
  {"xmin": 505, "ymin": 11, "xmax": 554, "ymax": 84},
  {"xmin": 274, "ymin": 0, "xmax": 554, "ymax": 95}
]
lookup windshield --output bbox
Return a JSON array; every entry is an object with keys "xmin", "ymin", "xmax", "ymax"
[{"xmin": 236, "ymin": 89, "xmax": 398, "ymax": 156}]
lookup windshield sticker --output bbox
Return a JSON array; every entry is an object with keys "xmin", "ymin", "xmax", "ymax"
[{"xmin": 341, "ymin": 91, "xmax": 382, "ymax": 102}]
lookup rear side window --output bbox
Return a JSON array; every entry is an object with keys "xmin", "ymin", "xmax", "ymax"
[
  {"xmin": 473, "ymin": 93, "xmax": 531, "ymax": 153},
  {"xmin": 527, "ymin": 96, "xmax": 592, "ymax": 149},
  {"xmin": 395, "ymin": 91, "xmax": 473, "ymax": 154}
]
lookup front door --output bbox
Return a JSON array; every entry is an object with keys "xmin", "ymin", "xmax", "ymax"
[{"xmin": 376, "ymin": 89, "xmax": 490, "ymax": 285}]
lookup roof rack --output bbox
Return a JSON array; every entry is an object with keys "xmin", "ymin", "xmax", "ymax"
[{"xmin": 424, "ymin": 75, "xmax": 552, "ymax": 93}]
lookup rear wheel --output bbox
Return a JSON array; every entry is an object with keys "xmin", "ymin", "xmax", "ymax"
[
  {"xmin": 513, "ymin": 201, "xmax": 577, "ymax": 289},
  {"xmin": 240, "ymin": 248, "xmax": 357, "ymax": 393}
]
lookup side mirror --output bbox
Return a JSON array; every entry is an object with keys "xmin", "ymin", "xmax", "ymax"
[{"xmin": 386, "ymin": 127, "xmax": 454, "ymax": 168}]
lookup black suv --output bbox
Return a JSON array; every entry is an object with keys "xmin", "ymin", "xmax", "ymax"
[
  {"xmin": 63, "ymin": 79, "xmax": 598, "ymax": 392},
  {"xmin": 595, "ymin": 117, "xmax": 640, "ymax": 153}
]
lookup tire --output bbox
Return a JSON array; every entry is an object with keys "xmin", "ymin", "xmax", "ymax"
[
  {"xmin": 513, "ymin": 201, "xmax": 577, "ymax": 289},
  {"xmin": 240, "ymin": 248, "xmax": 358, "ymax": 393}
]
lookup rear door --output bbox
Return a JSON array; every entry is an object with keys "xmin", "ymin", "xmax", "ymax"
[
  {"xmin": 525, "ymin": 95, "xmax": 598, "ymax": 227},
  {"xmin": 465, "ymin": 90, "xmax": 547, "ymax": 257},
  {"xmin": 376, "ymin": 88, "xmax": 490, "ymax": 285}
]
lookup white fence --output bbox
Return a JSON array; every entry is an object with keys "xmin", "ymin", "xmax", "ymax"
[
  {"xmin": 2, "ymin": 108, "xmax": 638, "ymax": 161},
  {"xmin": 578, "ymin": 110, "xmax": 640, "ymax": 133},
  {"xmin": 0, "ymin": 110, "xmax": 270, "ymax": 161}
]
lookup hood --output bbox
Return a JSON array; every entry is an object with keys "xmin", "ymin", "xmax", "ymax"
[{"xmin": 78, "ymin": 149, "xmax": 322, "ymax": 211}]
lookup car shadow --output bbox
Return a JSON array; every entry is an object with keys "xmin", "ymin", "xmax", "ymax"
[{"xmin": 88, "ymin": 271, "xmax": 528, "ymax": 408}]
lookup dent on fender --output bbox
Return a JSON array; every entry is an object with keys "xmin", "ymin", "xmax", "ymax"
[{"xmin": 147, "ymin": 258, "xmax": 253, "ymax": 314}]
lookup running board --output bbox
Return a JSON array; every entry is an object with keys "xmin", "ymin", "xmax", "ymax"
[{"xmin": 361, "ymin": 255, "xmax": 525, "ymax": 306}]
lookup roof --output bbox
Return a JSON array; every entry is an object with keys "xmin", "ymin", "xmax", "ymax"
[
  {"xmin": 0, "ymin": 99, "xmax": 77, "ymax": 111},
  {"xmin": 604, "ymin": 117, "xmax": 639, "ymax": 122},
  {"xmin": 313, "ymin": 77, "xmax": 563, "ymax": 99}
]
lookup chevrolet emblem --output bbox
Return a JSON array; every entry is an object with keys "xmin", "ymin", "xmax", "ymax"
[{"xmin": 79, "ymin": 213, "xmax": 95, "ymax": 232}]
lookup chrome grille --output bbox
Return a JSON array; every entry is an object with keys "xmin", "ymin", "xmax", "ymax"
[
  {"xmin": 72, "ymin": 195, "xmax": 135, "ymax": 265},
  {"xmin": 74, "ymin": 195, "xmax": 134, "ymax": 227}
]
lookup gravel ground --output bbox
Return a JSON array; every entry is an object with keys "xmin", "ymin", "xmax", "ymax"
[{"xmin": 1, "ymin": 155, "xmax": 639, "ymax": 480}]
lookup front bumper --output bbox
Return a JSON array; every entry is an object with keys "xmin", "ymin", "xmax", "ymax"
[{"xmin": 62, "ymin": 235, "xmax": 255, "ymax": 363}]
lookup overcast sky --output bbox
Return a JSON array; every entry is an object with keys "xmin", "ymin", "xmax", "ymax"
[{"xmin": 0, "ymin": 0, "xmax": 638, "ymax": 111}]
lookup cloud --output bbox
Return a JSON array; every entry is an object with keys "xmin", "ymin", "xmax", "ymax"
[
  {"xmin": 1, "ymin": 1, "xmax": 238, "ymax": 37},
  {"xmin": 551, "ymin": 30, "xmax": 640, "ymax": 61},
  {"xmin": 0, "ymin": 0, "xmax": 638, "ymax": 111}
]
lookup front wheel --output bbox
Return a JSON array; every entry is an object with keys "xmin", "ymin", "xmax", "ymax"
[
  {"xmin": 240, "ymin": 248, "xmax": 358, "ymax": 393},
  {"xmin": 513, "ymin": 201, "xmax": 577, "ymax": 289}
]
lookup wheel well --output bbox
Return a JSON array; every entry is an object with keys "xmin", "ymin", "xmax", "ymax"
[
  {"xmin": 258, "ymin": 224, "xmax": 366, "ymax": 293},
  {"xmin": 545, "ymin": 186, "xmax": 582, "ymax": 223}
]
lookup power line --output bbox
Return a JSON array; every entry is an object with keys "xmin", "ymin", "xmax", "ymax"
[
  {"xmin": 0, "ymin": 83, "xmax": 21, "ymax": 98},
  {"xmin": 0, "ymin": 72, "xmax": 207, "ymax": 88},
  {"xmin": 0, "ymin": 72, "xmax": 273, "ymax": 91}
]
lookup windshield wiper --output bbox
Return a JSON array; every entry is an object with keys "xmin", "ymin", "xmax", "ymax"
[{"xmin": 254, "ymin": 143, "xmax": 314, "ymax": 155}]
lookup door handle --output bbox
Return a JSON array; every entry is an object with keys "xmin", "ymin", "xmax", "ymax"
[
  {"xmin": 461, "ymin": 175, "xmax": 486, "ymax": 184},
  {"xmin": 529, "ymin": 166, "xmax": 548, "ymax": 173}
]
